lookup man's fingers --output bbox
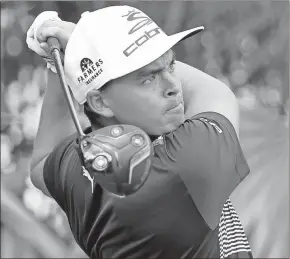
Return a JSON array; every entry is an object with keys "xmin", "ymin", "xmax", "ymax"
[
  {"xmin": 40, "ymin": 42, "xmax": 65, "ymax": 65},
  {"xmin": 26, "ymin": 34, "xmax": 47, "ymax": 57},
  {"xmin": 42, "ymin": 41, "xmax": 64, "ymax": 58},
  {"xmin": 40, "ymin": 42, "xmax": 49, "ymax": 54},
  {"xmin": 27, "ymin": 26, "xmax": 34, "ymax": 38},
  {"xmin": 36, "ymin": 25, "xmax": 61, "ymax": 43}
]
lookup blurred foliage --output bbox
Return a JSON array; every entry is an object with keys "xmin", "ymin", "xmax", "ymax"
[{"xmin": 1, "ymin": 1, "xmax": 289, "ymax": 258}]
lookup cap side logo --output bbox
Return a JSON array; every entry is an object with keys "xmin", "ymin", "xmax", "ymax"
[
  {"xmin": 78, "ymin": 58, "xmax": 104, "ymax": 85},
  {"xmin": 80, "ymin": 58, "xmax": 94, "ymax": 72}
]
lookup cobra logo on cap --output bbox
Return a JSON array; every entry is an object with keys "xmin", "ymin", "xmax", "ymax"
[
  {"xmin": 121, "ymin": 8, "xmax": 164, "ymax": 57},
  {"xmin": 77, "ymin": 57, "xmax": 104, "ymax": 85}
]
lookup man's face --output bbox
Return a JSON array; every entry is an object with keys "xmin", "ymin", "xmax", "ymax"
[{"xmin": 103, "ymin": 50, "xmax": 185, "ymax": 136}]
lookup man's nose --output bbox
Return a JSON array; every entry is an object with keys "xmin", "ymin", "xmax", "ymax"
[{"xmin": 162, "ymin": 72, "xmax": 181, "ymax": 98}]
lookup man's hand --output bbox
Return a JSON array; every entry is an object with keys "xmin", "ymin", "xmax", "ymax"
[
  {"xmin": 26, "ymin": 11, "xmax": 76, "ymax": 71},
  {"xmin": 35, "ymin": 19, "xmax": 76, "ymax": 54}
]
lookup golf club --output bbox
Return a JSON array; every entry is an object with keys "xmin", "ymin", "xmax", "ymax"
[{"xmin": 47, "ymin": 37, "xmax": 153, "ymax": 196}]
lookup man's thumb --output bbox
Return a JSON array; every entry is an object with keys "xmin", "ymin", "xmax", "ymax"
[{"xmin": 33, "ymin": 11, "xmax": 61, "ymax": 39}]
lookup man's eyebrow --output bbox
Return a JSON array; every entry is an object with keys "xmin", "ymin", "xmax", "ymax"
[
  {"xmin": 137, "ymin": 50, "xmax": 176, "ymax": 78},
  {"xmin": 137, "ymin": 67, "xmax": 163, "ymax": 78}
]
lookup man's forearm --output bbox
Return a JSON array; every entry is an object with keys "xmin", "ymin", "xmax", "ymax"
[{"xmin": 31, "ymin": 69, "xmax": 76, "ymax": 169}]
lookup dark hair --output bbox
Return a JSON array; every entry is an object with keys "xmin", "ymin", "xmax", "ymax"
[
  {"xmin": 83, "ymin": 101, "xmax": 99, "ymax": 126},
  {"xmin": 83, "ymin": 81, "xmax": 112, "ymax": 126}
]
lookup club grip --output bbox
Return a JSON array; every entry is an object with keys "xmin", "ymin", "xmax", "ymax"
[{"xmin": 47, "ymin": 37, "xmax": 60, "ymax": 54}]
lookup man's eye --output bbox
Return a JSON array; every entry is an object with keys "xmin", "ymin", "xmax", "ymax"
[
  {"xmin": 169, "ymin": 61, "xmax": 176, "ymax": 73},
  {"xmin": 143, "ymin": 74, "xmax": 156, "ymax": 85}
]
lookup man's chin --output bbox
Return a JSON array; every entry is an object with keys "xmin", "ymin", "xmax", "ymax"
[
  {"xmin": 170, "ymin": 114, "xmax": 186, "ymax": 130},
  {"xmin": 158, "ymin": 116, "xmax": 186, "ymax": 135},
  {"xmin": 136, "ymin": 114, "xmax": 185, "ymax": 137}
]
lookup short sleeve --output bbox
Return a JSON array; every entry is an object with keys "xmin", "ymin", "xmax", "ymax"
[
  {"xmin": 153, "ymin": 112, "xmax": 250, "ymax": 230},
  {"xmin": 43, "ymin": 133, "xmax": 78, "ymax": 211}
]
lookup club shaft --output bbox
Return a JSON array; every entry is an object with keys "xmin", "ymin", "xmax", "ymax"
[{"xmin": 51, "ymin": 48, "xmax": 85, "ymax": 137}]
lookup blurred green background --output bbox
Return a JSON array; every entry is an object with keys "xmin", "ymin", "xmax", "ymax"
[{"xmin": 1, "ymin": 1, "xmax": 289, "ymax": 258}]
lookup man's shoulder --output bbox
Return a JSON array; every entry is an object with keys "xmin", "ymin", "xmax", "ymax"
[
  {"xmin": 156, "ymin": 111, "xmax": 250, "ymax": 230},
  {"xmin": 190, "ymin": 111, "xmax": 237, "ymax": 138},
  {"xmin": 164, "ymin": 111, "xmax": 238, "ymax": 151}
]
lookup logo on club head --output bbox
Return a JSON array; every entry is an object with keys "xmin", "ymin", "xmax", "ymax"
[
  {"xmin": 82, "ymin": 166, "xmax": 94, "ymax": 193},
  {"xmin": 152, "ymin": 135, "xmax": 164, "ymax": 147}
]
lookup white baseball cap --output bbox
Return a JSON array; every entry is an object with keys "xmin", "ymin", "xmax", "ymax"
[{"xmin": 64, "ymin": 5, "xmax": 204, "ymax": 104}]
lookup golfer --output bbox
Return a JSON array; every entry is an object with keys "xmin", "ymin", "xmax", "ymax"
[{"xmin": 28, "ymin": 6, "xmax": 253, "ymax": 258}]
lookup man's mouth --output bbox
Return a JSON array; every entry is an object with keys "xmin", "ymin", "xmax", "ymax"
[{"xmin": 167, "ymin": 102, "xmax": 183, "ymax": 113}]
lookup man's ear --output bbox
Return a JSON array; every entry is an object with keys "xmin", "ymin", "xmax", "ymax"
[{"xmin": 86, "ymin": 90, "xmax": 114, "ymax": 117}]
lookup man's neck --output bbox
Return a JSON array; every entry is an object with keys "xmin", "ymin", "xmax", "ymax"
[{"xmin": 91, "ymin": 116, "xmax": 119, "ymax": 131}]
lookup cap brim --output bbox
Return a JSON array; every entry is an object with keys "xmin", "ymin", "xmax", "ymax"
[
  {"xmin": 170, "ymin": 26, "xmax": 204, "ymax": 43},
  {"xmin": 111, "ymin": 26, "xmax": 204, "ymax": 81}
]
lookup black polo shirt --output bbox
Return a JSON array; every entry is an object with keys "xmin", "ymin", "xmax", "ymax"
[{"xmin": 43, "ymin": 112, "xmax": 250, "ymax": 258}]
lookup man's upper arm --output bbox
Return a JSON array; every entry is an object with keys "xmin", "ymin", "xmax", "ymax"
[
  {"xmin": 153, "ymin": 112, "xmax": 249, "ymax": 229},
  {"xmin": 176, "ymin": 61, "xmax": 240, "ymax": 135},
  {"xmin": 30, "ymin": 133, "xmax": 78, "ymax": 207}
]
